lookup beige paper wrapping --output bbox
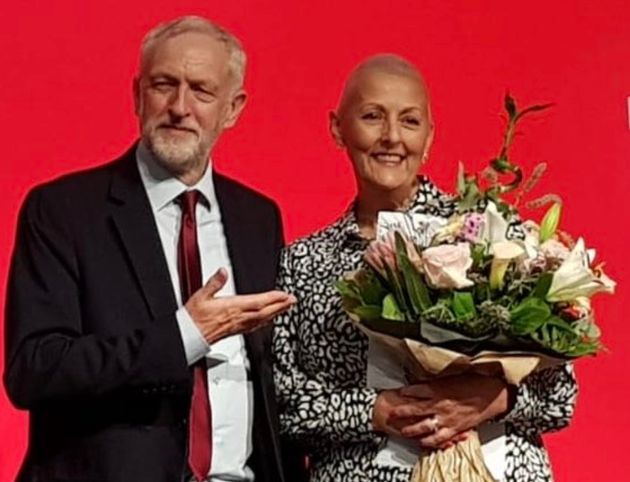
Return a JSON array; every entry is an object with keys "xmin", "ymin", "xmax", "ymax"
[{"xmin": 358, "ymin": 324, "xmax": 565, "ymax": 482}]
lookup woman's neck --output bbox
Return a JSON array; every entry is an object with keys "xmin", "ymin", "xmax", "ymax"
[{"xmin": 355, "ymin": 179, "xmax": 419, "ymax": 239}]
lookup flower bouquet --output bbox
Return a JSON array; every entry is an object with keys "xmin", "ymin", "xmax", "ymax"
[{"xmin": 335, "ymin": 95, "xmax": 615, "ymax": 482}]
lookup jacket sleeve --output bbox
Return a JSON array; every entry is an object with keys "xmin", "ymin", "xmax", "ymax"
[
  {"xmin": 272, "ymin": 248, "xmax": 379, "ymax": 448},
  {"xmin": 3, "ymin": 187, "xmax": 190, "ymax": 410},
  {"xmin": 500, "ymin": 362, "xmax": 577, "ymax": 436}
]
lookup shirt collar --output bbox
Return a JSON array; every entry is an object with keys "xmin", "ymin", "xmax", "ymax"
[{"xmin": 136, "ymin": 142, "xmax": 218, "ymax": 213}]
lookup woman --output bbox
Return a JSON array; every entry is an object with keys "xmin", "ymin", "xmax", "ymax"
[{"xmin": 273, "ymin": 54, "xmax": 576, "ymax": 482}]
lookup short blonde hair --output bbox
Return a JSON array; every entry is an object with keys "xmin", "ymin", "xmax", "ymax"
[{"xmin": 139, "ymin": 16, "xmax": 247, "ymax": 89}]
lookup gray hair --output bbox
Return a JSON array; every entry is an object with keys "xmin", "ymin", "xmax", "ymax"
[{"xmin": 139, "ymin": 16, "xmax": 247, "ymax": 89}]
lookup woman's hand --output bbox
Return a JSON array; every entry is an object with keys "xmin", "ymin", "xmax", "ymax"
[
  {"xmin": 390, "ymin": 374, "xmax": 512, "ymax": 449},
  {"xmin": 372, "ymin": 389, "xmax": 429, "ymax": 438}
]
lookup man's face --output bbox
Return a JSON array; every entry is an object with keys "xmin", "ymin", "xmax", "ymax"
[
  {"xmin": 332, "ymin": 69, "xmax": 433, "ymax": 193},
  {"xmin": 134, "ymin": 32, "xmax": 246, "ymax": 179}
]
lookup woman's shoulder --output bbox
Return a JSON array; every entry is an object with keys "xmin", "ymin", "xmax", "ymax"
[
  {"xmin": 410, "ymin": 176, "xmax": 457, "ymax": 217},
  {"xmin": 287, "ymin": 217, "xmax": 348, "ymax": 251},
  {"xmin": 281, "ymin": 213, "xmax": 353, "ymax": 266}
]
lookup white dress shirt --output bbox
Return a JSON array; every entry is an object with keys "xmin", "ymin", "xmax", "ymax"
[{"xmin": 137, "ymin": 143, "xmax": 254, "ymax": 482}]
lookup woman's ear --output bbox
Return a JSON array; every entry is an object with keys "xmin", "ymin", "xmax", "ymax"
[
  {"xmin": 329, "ymin": 111, "xmax": 345, "ymax": 148},
  {"xmin": 423, "ymin": 122, "xmax": 435, "ymax": 162}
]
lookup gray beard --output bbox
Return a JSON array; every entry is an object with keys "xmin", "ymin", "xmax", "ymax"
[{"xmin": 146, "ymin": 132, "xmax": 208, "ymax": 176}]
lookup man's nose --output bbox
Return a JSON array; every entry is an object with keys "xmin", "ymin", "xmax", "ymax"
[{"xmin": 168, "ymin": 86, "xmax": 191, "ymax": 119}]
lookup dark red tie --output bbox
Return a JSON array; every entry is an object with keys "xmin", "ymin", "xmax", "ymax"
[{"xmin": 177, "ymin": 190, "xmax": 212, "ymax": 481}]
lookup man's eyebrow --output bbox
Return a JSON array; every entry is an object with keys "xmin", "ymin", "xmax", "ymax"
[{"xmin": 148, "ymin": 72, "xmax": 178, "ymax": 81}]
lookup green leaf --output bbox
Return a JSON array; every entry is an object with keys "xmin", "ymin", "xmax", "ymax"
[
  {"xmin": 394, "ymin": 233, "xmax": 431, "ymax": 315},
  {"xmin": 382, "ymin": 262, "xmax": 410, "ymax": 317},
  {"xmin": 358, "ymin": 271, "xmax": 387, "ymax": 306},
  {"xmin": 533, "ymin": 273, "xmax": 553, "ymax": 299},
  {"xmin": 452, "ymin": 291, "xmax": 477, "ymax": 321},
  {"xmin": 352, "ymin": 305, "xmax": 382, "ymax": 321},
  {"xmin": 515, "ymin": 103, "xmax": 555, "ymax": 121},
  {"xmin": 458, "ymin": 180, "xmax": 482, "ymax": 213},
  {"xmin": 509, "ymin": 297, "xmax": 552, "ymax": 335},
  {"xmin": 382, "ymin": 293, "xmax": 405, "ymax": 321},
  {"xmin": 539, "ymin": 203, "xmax": 562, "ymax": 243},
  {"xmin": 491, "ymin": 157, "xmax": 511, "ymax": 173},
  {"xmin": 471, "ymin": 244, "xmax": 489, "ymax": 269},
  {"xmin": 457, "ymin": 162, "xmax": 466, "ymax": 195},
  {"xmin": 334, "ymin": 280, "xmax": 362, "ymax": 302}
]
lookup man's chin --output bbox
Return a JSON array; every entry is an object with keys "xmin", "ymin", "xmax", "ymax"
[{"xmin": 148, "ymin": 139, "xmax": 201, "ymax": 169}]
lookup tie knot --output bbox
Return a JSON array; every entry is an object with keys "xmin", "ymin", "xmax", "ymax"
[{"xmin": 178, "ymin": 190, "xmax": 201, "ymax": 217}]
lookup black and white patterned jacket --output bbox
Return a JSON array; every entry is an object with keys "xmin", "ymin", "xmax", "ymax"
[{"xmin": 273, "ymin": 177, "xmax": 577, "ymax": 482}]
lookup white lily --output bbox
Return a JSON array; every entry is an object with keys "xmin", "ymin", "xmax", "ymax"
[
  {"xmin": 481, "ymin": 201, "xmax": 510, "ymax": 244},
  {"xmin": 547, "ymin": 238, "xmax": 616, "ymax": 302},
  {"xmin": 489, "ymin": 241, "xmax": 526, "ymax": 290},
  {"xmin": 520, "ymin": 220, "xmax": 541, "ymax": 259}
]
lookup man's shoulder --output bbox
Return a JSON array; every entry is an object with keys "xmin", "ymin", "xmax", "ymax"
[
  {"xmin": 28, "ymin": 148, "xmax": 133, "ymax": 200},
  {"xmin": 20, "ymin": 148, "xmax": 136, "ymax": 224},
  {"xmin": 213, "ymin": 172, "xmax": 279, "ymax": 212}
]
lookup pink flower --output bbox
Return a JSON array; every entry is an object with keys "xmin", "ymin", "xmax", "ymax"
[
  {"xmin": 539, "ymin": 239, "xmax": 570, "ymax": 262},
  {"xmin": 364, "ymin": 238, "xmax": 397, "ymax": 275},
  {"xmin": 460, "ymin": 213, "xmax": 486, "ymax": 243},
  {"xmin": 422, "ymin": 243, "xmax": 474, "ymax": 289},
  {"xmin": 364, "ymin": 233, "xmax": 423, "ymax": 274}
]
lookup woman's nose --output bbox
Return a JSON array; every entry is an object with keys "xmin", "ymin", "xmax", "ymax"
[{"xmin": 381, "ymin": 119, "xmax": 401, "ymax": 145}]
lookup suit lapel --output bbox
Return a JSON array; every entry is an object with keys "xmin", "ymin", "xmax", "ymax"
[
  {"xmin": 214, "ymin": 174, "xmax": 283, "ymax": 482},
  {"xmin": 213, "ymin": 173, "xmax": 268, "ymax": 352},
  {"xmin": 213, "ymin": 173, "xmax": 256, "ymax": 295},
  {"xmin": 108, "ymin": 149, "xmax": 178, "ymax": 320}
]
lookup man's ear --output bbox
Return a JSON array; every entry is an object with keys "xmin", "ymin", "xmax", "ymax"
[
  {"xmin": 222, "ymin": 89, "xmax": 248, "ymax": 129},
  {"xmin": 329, "ymin": 111, "xmax": 345, "ymax": 148},
  {"xmin": 132, "ymin": 77, "xmax": 141, "ymax": 116}
]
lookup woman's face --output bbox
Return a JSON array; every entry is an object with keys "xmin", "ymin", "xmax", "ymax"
[{"xmin": 332, "ymin": 70, "xmax": 434, "ymax": 193}]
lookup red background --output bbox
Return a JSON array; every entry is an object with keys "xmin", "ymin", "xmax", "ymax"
[{"xmin": 1, "ymin": 0, "xmax": 628, "ymax": 480}]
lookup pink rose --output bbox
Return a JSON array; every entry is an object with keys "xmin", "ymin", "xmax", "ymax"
[
  {"xmin": 422, "ymin": 243, "xmax": 474, "ymax": 289},
  {"xmin": 540, "ymin": 239, "xmax": 570, "ymax": 262}
]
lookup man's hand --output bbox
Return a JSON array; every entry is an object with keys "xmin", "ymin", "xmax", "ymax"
[{"xmin": 185, "ymin": 268, "xmax": 297, "ymax": 344}]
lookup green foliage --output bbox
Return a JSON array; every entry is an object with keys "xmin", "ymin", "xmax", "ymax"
[
  {"xmin": 356, "ymin": 270, "xmax": 387, "ymax": 306},
  {"xmin": 509, "ymin": 297, "xmax": 551, "ymax": 335},
  {"xmin": 452, "ymin": 292, "xmax": 477, "ymax": 321},
  {"xmin": 531, "ymin": 316, "xmax": 599, "ymax": 356},
  {"xmin": 394, "ymin": 233, "xmax": 432, "ymax": 316},
  {"xmin": 533, "ymin": 273, "xmax": 553, "ymax": 299},
  {"xmin": 382, "ymin": 293, "xmax": 405, "ymax": 321},
  {"xmin": 353, "ymin": 305, "xmax": 382, "ymax": 321},
  {"xmin": 382, "ymin": 262, "xmax": 410, "ymax": 317}
]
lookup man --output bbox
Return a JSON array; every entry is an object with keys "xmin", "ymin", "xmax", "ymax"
[{"xmin": 4, "ymin": 16, "xmax": 297, "ymax": 482}]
